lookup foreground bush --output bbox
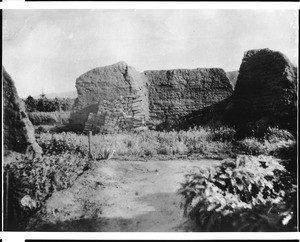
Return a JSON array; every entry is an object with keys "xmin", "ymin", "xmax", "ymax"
[
  {"xmin": 178, "ymin": 155, "xmax": 297, "ymax": 231},
  {"xmin": 37, "ymin": 132, "xmax": 88, "ymax": 156},
  {"xmin": 4, "ymin": 151, "xmax": 89, "ymax": 230}
]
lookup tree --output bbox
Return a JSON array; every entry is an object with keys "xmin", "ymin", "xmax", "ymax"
[
  {"xmin": 24, "ymin": 95, "xmax": 37, "ymax": 112},
  {"xmin": 24, "ymin": 94, "xmax": 74, "ymax": 113},
  {"xmin": 36, "ymin": 95, "xmax": 56, "ymax": 112}
]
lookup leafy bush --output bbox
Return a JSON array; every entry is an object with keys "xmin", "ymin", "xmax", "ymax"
[
  {"xmin": 4, "ymin": 152, "xmax": 89, "ymax": 230},
  {"xmin": 178, "ymin": 155, "xmax": 297, "ymax": 231},
  {"xmin": 6, "ymin": 153, "xmax": 88, "ymax": 203},
  {"xmin": 37, "ymin": 132, "xmax": 88, "ymax": 156}
]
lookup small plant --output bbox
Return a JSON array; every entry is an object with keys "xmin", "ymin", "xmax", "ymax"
[
  {"xmin": 237, "ymin": 138, "xmax": 267, "ymax": 155},
  {"xmin": 96, "ymin": 149, "xmax": 115, "ymax": 160},
  {"xmin": 178, "ymin": 155, "xmax": 296, "ymax": 231},
  {"xmin": 209, "ymin": 126, "xmax": 236, "ymax": 142},
  {"xmin": 264, "ymin": 127, "xmax": 295, "ymax": 143}
]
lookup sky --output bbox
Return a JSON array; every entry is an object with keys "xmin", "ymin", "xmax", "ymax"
[{"xmin": 3, "ymin": 9, "xmax": 298, "ymax": 98}]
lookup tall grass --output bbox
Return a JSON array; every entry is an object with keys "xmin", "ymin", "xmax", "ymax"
[
  {"xmin": 28, "ymin": 111, "xmax": 71, "ymax": 125},
  {"xmin": 36, "ymin": 127, "xmax": 236, "ymax": 159},
  {"xmin": 36, "ymin": 126, "xmax": 295, "ymax": 161},
  {"xmin": 237, "ymin": 127, "xmax": 296, "ymax": 156}
]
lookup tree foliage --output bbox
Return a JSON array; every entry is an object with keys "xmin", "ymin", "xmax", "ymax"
[{"xmin": 24, "ymin": 95, "xmax": 74, "ymax": 112}]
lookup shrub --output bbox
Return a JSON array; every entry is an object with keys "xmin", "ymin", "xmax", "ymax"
[
  {"xmin": 4, "ymin": 152, "xmax": 89, "ymax": 230},
  {"xmin": 237, "ymin": 138, "xmax": 267, "ymax": 155},
  {"xmin": 36, "ymin": 126, "xmax": 47, "ymax": 134},
  {"xmin": 209, "ymin": 127, "xmax": 236, "ymax": 142},
  {"xmin": 237, "ymin": 127, "xmax": 295, "ymax": 157},
  {"xmin": 24, "ymin": 96, "xmax": 74, "ymax": 112},
  {"xmin": 6, "ymin": 153, "xmax": 88, "ymax": 202},
  {"xmin": 264, "ymin": 127, "xmax": 295, "ymax": 143},
  {"xmin": 37, "ymin": 132, "xmax": 88, "ymax": 156},
  {"xmin": 271, "ymin": 141, "xmax": 297, "ymax": 176},
  {"xmin": 174, "ymin": 140, "xmax": 188, "ymax": 155},
  {"xmin": 178, "ymin": 155, "xmax": 296, "ymax": 231}
]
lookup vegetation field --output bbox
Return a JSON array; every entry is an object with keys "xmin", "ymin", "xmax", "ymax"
[
  {"xmin": 3, "ymin": 126, "xmax": 297, "ymax": 231},
  {"xmin": 36, "ymin": 126, "xmax": 295, "ymax": 160}
]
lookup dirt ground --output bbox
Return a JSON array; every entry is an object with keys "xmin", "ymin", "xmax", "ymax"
[{"xmin": 27, "ymin": 159, "xmax": 221, "ymax": 232}]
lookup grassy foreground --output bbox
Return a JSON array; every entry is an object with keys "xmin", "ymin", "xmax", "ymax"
[
  {"xmin": 36, "ymin": 126, "xmax": 295, "ymax": 160},
  {"xmin": 3, "ymin": 126, "xmax": 297, "ymax": 231}
]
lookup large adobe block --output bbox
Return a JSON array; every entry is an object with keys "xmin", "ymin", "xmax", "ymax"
[
  {"xmin": 84, "ymin": 95, "xmax": 147, "ymax": 134},
  {"xmin": 226, "ymin": 48, "xmax": 297, "ymax": 134},
  {"xmin": 144, "ymin": 68, "xmax": 233, "ymax": 124},
  {"xmin": 3, "ymin": 67, "xmax": 43, "ymax": 156},
  {"xmin": 70, "ymin": 61, "xmax": 149, "ymax": 130}
]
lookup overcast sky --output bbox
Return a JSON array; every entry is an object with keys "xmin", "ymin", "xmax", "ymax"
[{"xmin": 3, "ymin": 9, "xmax": 298, "ymax": 98}]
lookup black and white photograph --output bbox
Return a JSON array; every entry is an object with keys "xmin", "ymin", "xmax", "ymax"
[{"xmin": 2, "ymin": 8, "xmax": 298, "ymax": 233}]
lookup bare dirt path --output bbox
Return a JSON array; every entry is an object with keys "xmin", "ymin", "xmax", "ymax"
[{"xmin": 28, "ymin": 159, "xmax": 220, "ymax": 232}]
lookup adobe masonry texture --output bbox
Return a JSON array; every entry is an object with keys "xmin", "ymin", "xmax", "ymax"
[
  {"xmin": 179, "ymin": 48, "xmax": 297, "ymax": 135},
  {"xmin": 84, "ymin": 96, "xmax": 146, "ymax": 134},
  {"xmin": 227, "ymin": 48, "xmax": 297, "ymax": 133},
  {"xmin": 3, "ymin": 67, "xmax": 43, "ymax": 156},
  {"xmin": 70, "ymin": 61, "xmax": 149, "ymax": 131},
  {"xmin": 71, "ymin": 48, "xmax": 296, "ymax": 134},
  {"xmin": 71, "ymin": 63, "xmax": 233, "ymax": 132},
  {"xmin": 144, "ymin": 68, "xmax": 233, "ymax": 124}
]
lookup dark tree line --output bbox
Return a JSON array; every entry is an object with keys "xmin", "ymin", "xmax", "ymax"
[{"xmin": 24, "ymin": 94, "xmax": 74, "ymax": 112}]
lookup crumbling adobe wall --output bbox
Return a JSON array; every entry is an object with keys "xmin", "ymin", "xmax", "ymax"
[
  {"xmin": 72, "ymin": 64, "xmax": 233, "ymax": 132},
  {"xmin": 178, "ymin": 48, "xmax": 297, "ymax": 135},
  {"xmin": 73, "ymin": 50, "xmax": 297, "ymax": 135},
  {"xmin": 69, "ymin": 61, "xmax": 149, "ymax": 131},
  {"xmin": 84, "ymin": 95, "xmax": 146, "ymax": 134},
  {"xmin": 3, "ymin": 67, "xmax": 42, "ymax": 156},
  {"xmin": 144, "ymin": 68, "xmax": 233, "ymax": 125},
  {"xmin": 225, "ymin": 48, "xmax": 297, "ymax": 135}
]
